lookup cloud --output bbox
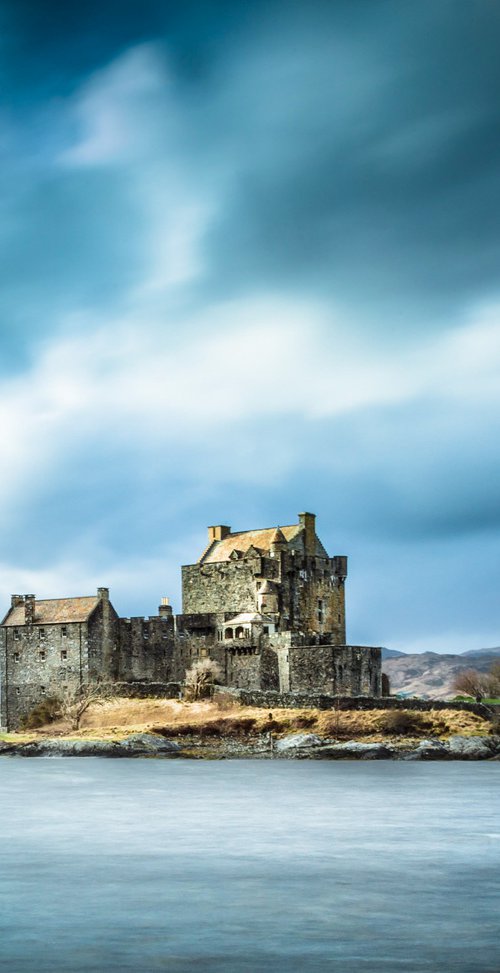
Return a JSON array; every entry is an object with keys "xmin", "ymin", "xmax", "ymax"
[
  {"xmin": 0, "ymin": 294, "xmax": 499, "ymax": 524},
  {"xmin": 1, "ymin": 5, "xmax": 500, "ymax": 648}
]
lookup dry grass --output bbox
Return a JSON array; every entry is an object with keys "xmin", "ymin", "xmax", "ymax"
[{"xmin": 3, "ymin": 697, "xmax": 492, "ymax": 742}]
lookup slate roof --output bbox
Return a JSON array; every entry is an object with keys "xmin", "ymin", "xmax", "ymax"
[
  {"xmin": 200, "ymin": 524, "xmax": 303, "ymax": 564},
  {"xmin": 2, "ymin": 596, "xmax": 100, "ymax": 627}
]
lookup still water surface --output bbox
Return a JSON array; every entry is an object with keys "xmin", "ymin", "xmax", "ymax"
[{"xmin": 0, "ymin": 759, "xmax": 499, "ymax": 972}]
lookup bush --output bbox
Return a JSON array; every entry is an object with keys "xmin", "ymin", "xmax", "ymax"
[
  {"xmin": 380, "ymin": 710, "xmax": 432, "ymax": 736},
  {"xmin": 184, "ymin": 659, "xmax": 222, "ymax": 701},
  {"xmin": 290, "ymin": 714, "xmax": 316, "ymax": 730},
  {"xmin": 20, "ymin": 697, "xmax": 61, "ymax": 730},
  {"xmin": 488, "ymin": 715, "xmax": 500, "ymax": 736}
]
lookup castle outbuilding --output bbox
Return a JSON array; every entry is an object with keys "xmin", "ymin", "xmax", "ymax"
[{"xmin": 0, "ymin": 512, "xmax": 382, "ymax": 729}]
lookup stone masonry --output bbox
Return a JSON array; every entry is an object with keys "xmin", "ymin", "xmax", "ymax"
[{"xmin": 0, "ymin": 512, "xmax": 382, "ymax": 728}]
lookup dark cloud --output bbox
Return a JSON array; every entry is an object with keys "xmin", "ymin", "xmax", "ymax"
[{"xmin": 189, "ymin": 2, "xmax": 500, "ymax": 326}]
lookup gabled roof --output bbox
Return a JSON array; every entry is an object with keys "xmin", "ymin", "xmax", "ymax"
[
  {"xmin": 2, "ymin": 596, "xmax": 100, "ymax": 627},
  {"xmin": 199, "ymin": 524, "xmax": 303, "ymax": 564}
]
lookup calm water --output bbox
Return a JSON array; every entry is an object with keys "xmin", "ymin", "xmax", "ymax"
[{"xmin": 0, "ymin": 760, "xmax": 499, "ymax": 973}]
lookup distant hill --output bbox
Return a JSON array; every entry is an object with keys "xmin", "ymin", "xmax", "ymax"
[
  {"xmin": 383, "ymin": 648, "xmax": 500, "ymax": 699},
  {"xmin": 461, "ymin": 646, "xmax": 500, "ymax": 659},
  {"xmin": 381, "ymin": 648, "xmax": 407, "ymax": 660}
]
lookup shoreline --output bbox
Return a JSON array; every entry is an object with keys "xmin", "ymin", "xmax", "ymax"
[{"xmin": 1, "ymin": 731, "xmax": 499, "ymax": 760}]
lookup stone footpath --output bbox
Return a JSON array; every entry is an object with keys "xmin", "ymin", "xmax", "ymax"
[{"xmin": 1, "ymin": 732, "xmax": 500, "ymax": 760}]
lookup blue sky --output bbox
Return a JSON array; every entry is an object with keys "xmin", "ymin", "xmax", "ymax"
[{"xmin": 1, "ymin": 0, "xmax": 499, "ymax": 652}]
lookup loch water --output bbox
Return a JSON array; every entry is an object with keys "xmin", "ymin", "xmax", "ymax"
[{"xmin": 0, "ymin": 759, "xmax": 499, "ymax": 972}]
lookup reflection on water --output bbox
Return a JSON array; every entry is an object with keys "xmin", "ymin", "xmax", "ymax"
[{"xmin": 0, "ymin": 760, "xmax": 499, "ymax": 972}]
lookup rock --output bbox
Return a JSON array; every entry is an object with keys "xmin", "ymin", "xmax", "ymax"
[
  {"xmin": 14, "ymin": 735, "xmax": 182, "ymax": 757},
  {"xmin": 16, "ymin": 739, "xmax": 124, "ymax": 757},
  {"xmin": 404, "ymin": 739, "xmax": 449, "ymax": 760},
  {"xmin": 118, "ymin": 733, "xmax": 180, "ymax": 754},
  {"xmin": 445, "ymin": 736, "xmax": 496, "ymax": 759},
  {"xmin": 275, "ymin": 733, "xmax": 324, "ymax": 752},
  {"xmin": 312, "ymin": 742, "xmax": 394, "ymax": 760}
]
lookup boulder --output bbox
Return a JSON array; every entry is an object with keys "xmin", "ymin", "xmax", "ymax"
[
  {"xmin": 445, "ymin": 736, "xmax": 496, "ymax": 759},
  {"xmin": 404, "ymin": 739, "xmax": 449, "ymax": 760},
  {"xmin": 275, "ymin": 733, "xmax": 324, "ymax": 752},
  {"xmin": 15, "ymin": 735, "xmax": 183, "ymax": 757},
  {"xmin": 16, "ymin": 739, "xmax": 122, "ymax": 757},
  {"xmin": 118, "ymin": 733, "xmax": 180, "ymax": 754}
]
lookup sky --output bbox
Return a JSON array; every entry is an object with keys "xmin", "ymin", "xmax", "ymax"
[{"xmin": 0, "ymin": 0, "xmax": 499, "ymax": 653}]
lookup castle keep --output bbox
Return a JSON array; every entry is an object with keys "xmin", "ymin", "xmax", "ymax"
[{"xmin": 0, "ymin": 513, "xmax": 382, "ymax": 728}]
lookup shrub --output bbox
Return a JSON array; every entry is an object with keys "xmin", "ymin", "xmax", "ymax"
[
  {"xmin": 184, "ymin": 659, "xmax": 222, "ymax": 701},
  {"xmin": 488, "ymin": 715, "xmax": 500, "ymax": 736},
  {"xmin": 20, "ymin": 697, "xmax": 61, "ymax": 730},
  {"xmin": 290, "ymin": 714, "xmax": 316, "ymax": 730},
  {"xmin": 380, "ymin": 710, "xmax": 432, "ymax": 736}
]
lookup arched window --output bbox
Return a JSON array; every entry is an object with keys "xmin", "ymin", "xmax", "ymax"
[
  {"xmin": 235, "ymin": 626, "xmax": 245, "ymax": 639},
  {"xmin": 225, "ymin": 627, "xmax": 234, "ymax": 640}
]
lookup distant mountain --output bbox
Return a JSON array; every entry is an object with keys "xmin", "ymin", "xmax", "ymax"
[
  {"xmin": 382, "ymin": 650, "xmax": 499, "ymax": 699},
  {"xmin": 460, "ymin": 646, "xmax": 500, "ymax": 659},
  {"xmin": 381, "ymin": 648, "xmax": 407, "ymax": 660}
]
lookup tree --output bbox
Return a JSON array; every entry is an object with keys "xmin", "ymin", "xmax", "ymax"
[
  {"xmin": 59, "ymin": 681, "xmax": 112, "ymax": 730},
  {"xmin": 184, "ymin": 659, "xmax": 222, "ymax": 701},
  {"xmin": 452, "ymin": 668, "xmax": 497, "ymax": 701},
  {"xmin": 488, "ymin": 661, "xmax": 500, "ymax": 696}
]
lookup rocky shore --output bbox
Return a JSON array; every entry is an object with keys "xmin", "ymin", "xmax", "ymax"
[{"xmin": 1, "ymin": 731, "xmax": 500, "ymax": 760}]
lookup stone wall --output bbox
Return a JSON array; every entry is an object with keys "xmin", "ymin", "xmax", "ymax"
[
  {"xmin": 288, "ymin": 645, "xmax": 381, "ymax": 695},
  {"xmin": 0, "ymin": 620, "xmax": 88, "ymax": 728},
  {"xmin": 182, "ymin": 560, "xmax": 259, "ymax": 614},
  {"xmin": 117, "ymin": 616, "xmax": 176, "ymax": 683},
  {"xmin": 219, "ymin": 688, "xmax": 492, "ymax": 718}
]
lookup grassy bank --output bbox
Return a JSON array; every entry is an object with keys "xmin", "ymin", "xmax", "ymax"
[{"xmin": 0, "ymin": 696, "xmax": 493, "ymax": 745}]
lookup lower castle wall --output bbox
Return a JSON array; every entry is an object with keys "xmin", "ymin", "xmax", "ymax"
[{"xmin": 289, "ymin": 645, "xmax": 381, "ymax": 696}]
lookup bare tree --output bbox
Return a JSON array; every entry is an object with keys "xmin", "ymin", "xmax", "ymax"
[
  {"xmin": 59, "ymin": 682, "xmax": 112, "ymax": 730},
  {"xmin": 452, "ymin": 668, "xmax": 497, "ymax": 701},
  {"xmin": 184, "ymin": 659, "xmax": 222, "ymax": 701},
  {"xmin": 488, "ymin": 661, "xmax": 500, "ymax": 696}
]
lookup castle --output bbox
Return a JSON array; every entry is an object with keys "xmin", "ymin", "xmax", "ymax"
[{"xmin": 0, "ymin": 512, "xmax": 382, "ymax": 728}]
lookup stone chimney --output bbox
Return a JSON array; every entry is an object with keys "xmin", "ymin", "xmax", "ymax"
[
  {"xmin": 159, "ymin": 596, "xmax": 173, "ymax": 618},
  {"xmin": 24, "ymin": 594, "xmax": 36, "ymax": 626},
  {"xmin": 298, "ymin": 512, "xmax": 316, "ymax": 556},
  {"xmin": 97, "ymin": 587, "xmax": 116, "ymax": 679},
  {"xmin": 11, "ymin": 595, "xmax": 24, "ymax": 608},
  {"xmin": 208, "ymin": 525, "xmax": 231, "ymax": 543}
]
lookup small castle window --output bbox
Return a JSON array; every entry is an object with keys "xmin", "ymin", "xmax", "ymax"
[
  {"xmin": 40, "ymin": 686, "xmax": 46, "ymax": 695},
  {"xmin": 15, "ymin": 687, "xmax": 20, "ymax": 695},
  {"xmin": 61, "ymin": 626, "xmax": 67, "ymax": 638},
  {"xmin": 61, "ymin": 649, "xmax": 68, "ymax": 661},
  {"xmin": 263, "ymin": 626, "xmax": 269, "ymax": 635},
  {"xmin": 39, "ymin": 650, "xmax": 46, "ymax": 661},
  {"xmin": 39, "ymin": 628, "xmax": 46, "ymax": 640},
  {"xmin": 13, "ymin": 628, "xmax": 20, "ymax": 641},
  {"xmin": 14, "ymin": 652, "xmax": 20, "ymax": 662}
]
